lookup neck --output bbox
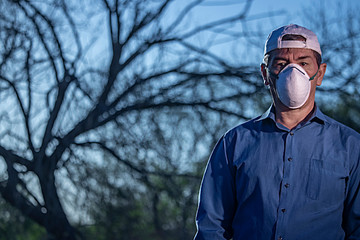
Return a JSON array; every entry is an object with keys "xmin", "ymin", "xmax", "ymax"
[{"xmin": 275, "ymin": 102, "xmax": 315, "ymax": 130}]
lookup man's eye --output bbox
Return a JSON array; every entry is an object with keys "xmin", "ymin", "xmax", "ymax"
[
  {"xmin": 274, "ymin": 62, "xmax": 286, "ymax": 69},
  {"xmin": 300, "ymin": 62, "xmax": 308, "ymax": 66}
]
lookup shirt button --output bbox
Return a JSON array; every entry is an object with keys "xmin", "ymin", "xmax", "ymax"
[
  {"xmin": 284, "ymin": 183, "xmax": 290, "ymax": 188},
  {"xmin": 278, "ymin": 237, "xmax": 283, "ymax": 240},
  {"xmin": 281, "ymin": 208, "xmax": 286, "ymax": 213},
  {"xmin": 288, "ymin": 157, "xmax": 292, "ymax": 162},
  {"xmin": 290, "ymin": 132, "xmax": 294, "ymax": 136}
]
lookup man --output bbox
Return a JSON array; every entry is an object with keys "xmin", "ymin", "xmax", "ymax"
[{"xmin": 194, "ymin": 24, "xmax": 360, "ymax": 240}]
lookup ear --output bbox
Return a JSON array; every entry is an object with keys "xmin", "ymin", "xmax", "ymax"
[
  {"xmin": 261, "ymin": 63, "xmax": 270, "ymax": 86},
  {"xmin": 316, "ymin": 63, "xmax": 327, "ymax": 86}
]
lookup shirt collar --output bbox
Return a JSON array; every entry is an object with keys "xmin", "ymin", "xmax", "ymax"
[
  {"xmin": 256, "ymin": 104, "xmax": 327, "ymax": 125},
  {"xmin": 257, "ymin": 105, "xmax": 276, "ymax": 122}
]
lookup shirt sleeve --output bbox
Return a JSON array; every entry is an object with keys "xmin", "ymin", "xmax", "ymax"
[
  {"xmin": 194, "ymin": 136, "xmax": 237, "ymax": 240},
  {"xmin": 343, "ymin": 154, "xmax": 360, "ymax": 239}
]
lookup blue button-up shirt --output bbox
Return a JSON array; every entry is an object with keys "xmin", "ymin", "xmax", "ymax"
[{"xmin": 194, "ymin": 106, "xmax": 360, "ymax": 240}]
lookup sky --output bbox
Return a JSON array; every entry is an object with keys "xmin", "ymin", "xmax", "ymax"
[
  {"xmin": 247, "ymin": 0, "xmax": 353, "ymax": 26},
  {"xmin": 184, "ymin": 0, "xmax": 359, "ymax": 66},
  {"xmin": 251, "ymin": 0, "xmax": 308, "ymax": 24},
  {"xmin": 194, "ymin": 0, "xmax": 358, "ymax": 33}
]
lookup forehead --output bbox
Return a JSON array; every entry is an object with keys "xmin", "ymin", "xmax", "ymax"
[{"xmin": 269, "ymin": 48, "xmax": 317, "ymax": 62}]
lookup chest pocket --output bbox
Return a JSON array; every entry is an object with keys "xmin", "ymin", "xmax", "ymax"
[{"xmin": 306, "ymin": 159, "xmax": 348, "ymax": 206}]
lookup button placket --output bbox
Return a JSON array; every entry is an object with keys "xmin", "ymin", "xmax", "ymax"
[{"xmin": 276, "ymin": 130, "xmax": 295, "ymax": 239}]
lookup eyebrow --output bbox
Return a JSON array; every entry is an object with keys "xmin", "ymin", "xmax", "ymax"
[
  {"xmin": 272, "ymin": 55, "xmax": 313, "ymax": 62},
  {"xmin": 296, "ymin": 56, "xmax": 312, "ymax": 61},
  {"xmin": 272, "ymin": 57, "xmax": 287, "ymax": 62}
]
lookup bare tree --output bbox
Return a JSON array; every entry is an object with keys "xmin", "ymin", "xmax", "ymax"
[
  {"xmin": 301, "ymin": 1, "xmax": 360, "ymax": 132},
  {"xmin": 77, "ymin": 107, "xmax": 233, "ymax": 239},
  {"xmin": 0, "ymin": 0, "xmax": 269, "ymax": 239}
]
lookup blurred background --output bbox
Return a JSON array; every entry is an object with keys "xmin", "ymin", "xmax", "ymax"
[{"xmin": 0, "ymin": 0, "xmax": 359, "ymax": 239}]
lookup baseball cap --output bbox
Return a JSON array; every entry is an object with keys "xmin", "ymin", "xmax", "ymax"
[{"xmin": 264, "ymin": 24, "xmax": 321, "ymax": 56}]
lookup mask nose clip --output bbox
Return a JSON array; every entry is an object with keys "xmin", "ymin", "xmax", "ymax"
[{"xmin": 269, "ymin": 64, "xmax": 319, "ymax": 81}]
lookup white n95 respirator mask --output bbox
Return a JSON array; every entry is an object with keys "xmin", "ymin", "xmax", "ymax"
[{"xmin": 273, "ymin": 63, "xmax": 317, "ymax": 109}]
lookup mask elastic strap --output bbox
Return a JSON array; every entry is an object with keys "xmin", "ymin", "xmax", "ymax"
[{"xmin": 309, "ymin": 68, "xmax": 319, "ymax": 80}]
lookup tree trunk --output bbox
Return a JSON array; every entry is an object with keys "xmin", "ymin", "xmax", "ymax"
[{"xmin": 40, "ymin": 170, "xmax": 81, "ymax": 240}]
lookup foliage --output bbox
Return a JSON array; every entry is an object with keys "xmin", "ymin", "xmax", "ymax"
[{"xmin": 0, "ymin": 197, "xmax": 46, "ymax": 240}]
